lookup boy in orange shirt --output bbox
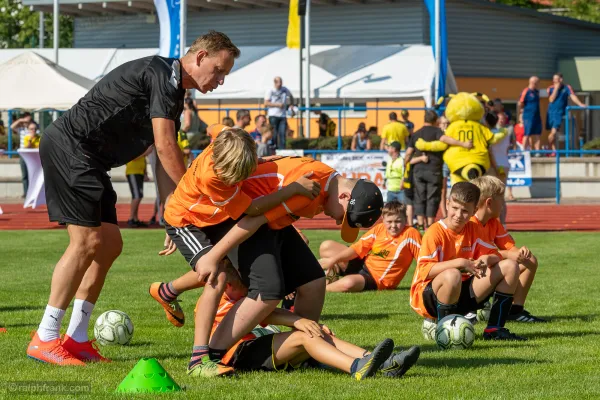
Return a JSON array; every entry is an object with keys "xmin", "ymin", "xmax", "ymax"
[
  {"xmin": 206, "ymin": 264, "xmax": 420, "ymax": 380},
  {"xmin": 319, "ymin": 201, "xmax": 421, "ymax": 292},
  {"xmin": 470, "ymin": 176, "xmax": 545, "ymax": 323},
  {"xmin": 151, "ymin": 124, "xmax": 321, "ymax": 377},
  {"xmin": 410, "ymin": 182, "xmax": 527, "ymax": 341}
]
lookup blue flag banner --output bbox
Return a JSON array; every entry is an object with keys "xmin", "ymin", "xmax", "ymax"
[
  {"xmin": 424, "ymin": 0, "xmax": 447, "ymax": 101},
  {"xmin": 154, "ymin": 0, "xmax": 181, "ymax": 58}
]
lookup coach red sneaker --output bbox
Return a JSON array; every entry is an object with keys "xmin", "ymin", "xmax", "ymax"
[
  {"xmin": 62, "ymin": 335, "xmax": 111, "ymax": 363},
  {"xmin": 27, "ymin": 332, "xmax": 85, "ymax": 366}
]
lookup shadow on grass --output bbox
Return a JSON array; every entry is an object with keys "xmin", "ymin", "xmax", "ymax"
[
  {"xmin": 123, "ymin": 341, "xmax": 154, "ymax": 347},
  {"xmin": 526, "ymin": 330, "xmax": 600, "ymax": 340},
  {"xmin": 409, "ymin": 341, "xmax": 536, "ymax": 354},
  {"xmin": 0, "ymin": 305, "xmax": 44, "ymax": 312},
  {"xmin": 542, "ymin": 314, "xmax": 599, "ymax": 323},
  {"xmin": 111, "ymin": 352, "xmax": 190, "ymax": 362},
  {"xmin": 5, "ymin": 322, "xmax": 38, "ymax": 328},
  {"xmin": 418, "ymin": 357, "xmax": 547, "ymax": 368},
  {"xmin": 321, "ymin": 313, "xmax": 397, "ymax": 321}
]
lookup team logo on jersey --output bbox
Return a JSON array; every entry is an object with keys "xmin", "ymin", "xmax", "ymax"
[
  {"xmin": 368, "ymin": 248, "xmax": 390, "ymax": 259},
  {"xmin": 170, "ymin": 60, "xmax": 181, "ymax": 89}
]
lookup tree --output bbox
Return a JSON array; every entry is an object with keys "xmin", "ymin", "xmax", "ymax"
[
  {"xmin": 0, "ymin": 0, "xmax": 73, "ymax": 49},
  {"xmin": 552, "ymin": 0, "xmax": 600, "ymax": 23}
]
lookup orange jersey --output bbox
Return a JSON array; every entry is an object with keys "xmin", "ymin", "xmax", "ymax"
[
  {"xmin": 350, "ymin": 224, "xmax": 421, "ymax": 290},
  {"xmin": 164, "ymin": 125, "xmax": 253, "ymax": 228},
  {"xmin": 241, "ymin": 157, "xmax": 338, "ymax": 230},
  {"xmin": 410, "ymin": 220, "xmax": 498, "ymax": 319},
  {"xmin": 470, "ymin": 216, "xmax": 516, "ymax": 251}
]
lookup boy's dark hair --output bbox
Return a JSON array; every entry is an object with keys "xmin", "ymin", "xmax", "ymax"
[
  {"xmin": 382, "ymin": 200, "xmax": 407, "ymax": 219},
  {"xmin": 389, "ymin": 112, "xmax": 398, "ymax": 121},
  {"xmin": 449, "ymin": 182, "xmax": 480, "ymax": 207},
  {"xmin": 424, "ymin": 110, "xmax": 438, "ymax": 124},
  {"xmin": 484, "ymin": 111, "xmax": 499, "ymax": 128}
]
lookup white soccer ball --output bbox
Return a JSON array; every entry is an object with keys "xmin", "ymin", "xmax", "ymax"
[
  {"xmin": 435, "ymin": 314, "xmax": 475, "ymax": 350},
  {"xmin": 251, "ymin": 324, "xmax": 282, "ymax": 337},
  {"xmin": 94, "ymin": 310, "xmax": 134, "ymax": 346},
  {"xmin": 477, "ymin": 301, "xmax": 491, "ymax": 323},
  {"xmin": 422, "ymin": 318, "xmax": 437, "ymax": 341}
]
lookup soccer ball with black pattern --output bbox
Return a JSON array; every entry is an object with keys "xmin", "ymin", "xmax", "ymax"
[
  {"xmin": 422, "ymin": 318, "xmax": 437, "ymax": 341},
  {"xmin": 435, "ymin": 314, "xmax": 475, "ymax": 350},
  {"xmin": 477, "ymin": 301, "xmax": 491, "ymax": 323},
  {"xmin": 94, "ymin": 310, "xmax": 134, "ymax": 346}
]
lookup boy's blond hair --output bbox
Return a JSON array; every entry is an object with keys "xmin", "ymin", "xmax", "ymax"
[
  {"xmin": 471, "ymin": 176, "xmax": 505, "ymax": 206},
  {"xmin": 382, "ymin": 200, "xmax": 407, "ymax": 220},
  {"xmin": 449, "ymin": 181, "xmax": 480, "ymax": 207},
  {"xmin": 212, "ymin": 128, "xmax": 257, "ymax": 186}
]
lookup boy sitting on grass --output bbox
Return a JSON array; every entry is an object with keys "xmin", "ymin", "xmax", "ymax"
[
  {"xmin": 410, "ymin": 181, "xmax": 527, "ymax": 341},
  {"xmin": 470, "ymin": 176, "xmax": 545, "ymax": 323},
  {"xmin": 319, "ymin": 201, "xmax": 421, "ymax": 292},
  {"xmin": 203, "ymin": 264, "xmax": 421, "ymax": 380}
]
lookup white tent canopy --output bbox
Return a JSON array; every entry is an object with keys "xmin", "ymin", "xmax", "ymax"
[{"xmin": 0, "ymin": 52, "xmax": 96, "ymax": 110}]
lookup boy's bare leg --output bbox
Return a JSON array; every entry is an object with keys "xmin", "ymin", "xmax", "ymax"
[
  {"xmin": 431, "ymin": 269, "xmax": 463, "ymax": 320},
  {"xmin": 471, "ymin": 259, "xmax": 519, "ymax": 302},
  {"xmin": 416, "ymin": 215, "xmax": 425, "ymax": 227},
  {"xmin": 293, "ymin": 277, "xmax": 326, "ymax": 322},
  {"xmin": 319, "ymin": 241, "xmax": 349, "ymax": 262},
  {"xmin": 193, "ymin": 269, "xmax": 228, "ymax": 347},
  {"xmin": 172, "ymin": 270, "xmax": 204, "ymax": 293},
  {"xmin": 406, "ymin": 205, "xmax": 414, "ymax": 226},
  {"xmin": 326, "ymin": 275, "xmax": 366, "ymax": 293},
  {"xmin": 513, "ymin": 257, "xmax": 538, "ymax": 306}
]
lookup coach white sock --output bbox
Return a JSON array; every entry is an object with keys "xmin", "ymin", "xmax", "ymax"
[
  {"xmin": 66, "ymin": 299, "xmax": 95, "ymax": 343},
  {"xmin": 38, "ymin": 305, "xmax": 66, "ymax": 342}
]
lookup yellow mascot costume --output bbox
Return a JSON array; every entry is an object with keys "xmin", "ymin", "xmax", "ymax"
[{"xmin": 416, "ymin": 92, "xmax": 507, "ymax": 185}]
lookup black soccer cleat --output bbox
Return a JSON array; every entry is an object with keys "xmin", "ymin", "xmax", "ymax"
[
  {"xmin": 483, "ymin": 327, "xmax": 527, "ymax": 341},
  {"xmin": 379, "ymin": 346, "xmax": 421, "ymax": 378},
  {"xmin": 352, "ymin": 339, "xmax": 394, "ymax": 381},
  {"xmin": 507, "ymin": 310, "xmax": 547, "ymax": 323}
]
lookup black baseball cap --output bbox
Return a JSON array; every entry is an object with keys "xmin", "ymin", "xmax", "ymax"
[{"xmin": 340, "ymin": 179, "xmax": 384, "ymax": 242}]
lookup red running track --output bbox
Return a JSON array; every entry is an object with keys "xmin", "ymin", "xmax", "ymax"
[{"xmin": 1, "ymin": 203, "xmax": 600, "ymax": 231}]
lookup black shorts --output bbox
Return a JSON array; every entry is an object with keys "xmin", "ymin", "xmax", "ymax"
[
  {"xmin": 422, "ymin": 276, "xmax": 491, "ymax": 319},
  {"xmin": 228, "ymin": 334, "xmax": 283, "ymax": 372},
  {"xmin": 342, "ymin": 258, "xmax": 378, "ymax": 291},
  {"xmin": 40, "ymin": 135, "xmax": 117, "ymax": 227},
  {"xmin": 165, "ymin": 218, "xmax": 239, "ymax": 270},
  {"xmin": 413, "ymin": 169, "xmax": 442, "ymax": 218},
  {"xmin": 127, "ymin": 174, "xmax": 144, "ymax": 199},
  {"xmin": 238, "ymin": 225, "xmax": 325, "ymax": 301}
]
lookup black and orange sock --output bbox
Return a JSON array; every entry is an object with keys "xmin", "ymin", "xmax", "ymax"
[
  {"xmin": 159, "ymin": 282, "xmax": 179, "ymax": 303},
  {"xmin": 189, "ymin": 345, "xmax": 209, "ymax": 370}
]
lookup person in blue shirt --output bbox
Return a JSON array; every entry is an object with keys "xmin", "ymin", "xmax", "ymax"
[
  {"xmin": 518, "ymin": 76, "xmax": 542, "ymax": 153},
  {"xmin": 401, "ymin": 109, "xmax": 414, "ymax": 135},
  {"xmin": 546, "ymin": 73, "xmax": 586, "ymax": 154}
]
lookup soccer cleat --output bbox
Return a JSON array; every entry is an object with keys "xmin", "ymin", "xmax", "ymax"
[
  {"xmin": 379, "ymin": 346, "xmax": 421, "ymax": 378},
  {"xmin": 27, "ymin": 332, "xmax": 86, "ymax": 366},
  {"xmin": 149, "ymin": 282, "xmax": 185, "ymax": 327},
  {"xmin": 464, "ymin": 312, "xmax": 478, "ymax": 325},
  {"xmin": 62, "ymin": 335, "xmax": 110, "ymax": 363},
  {"xmin": 507, "ymin": 310, "xmax": 547, "ymax": 323},
  {"xmin": 352, "ymin": 338, "xmax": 394, "ymax": 381},
  {"xmin": 187, "ymin": 357, "xmax": 235, "ymax": 378},
  {"xmin": 483, "ymin": 328, "xmax": 527, "ymax": 341}
]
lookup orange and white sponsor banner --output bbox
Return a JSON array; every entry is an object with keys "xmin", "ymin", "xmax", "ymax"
[{"xmin": 320, "ymin": 152, "xmax": 393, "ymax": 198}]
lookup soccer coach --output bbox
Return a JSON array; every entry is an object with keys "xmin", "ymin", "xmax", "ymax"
[{"xmin": 27, "ymin": 31, "xmax": 240, "ymax": 365}]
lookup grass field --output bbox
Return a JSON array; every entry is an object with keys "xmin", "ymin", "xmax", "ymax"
[{"xmin": 1, "ymin": 229, "xmax": 600, "ymax": 399}]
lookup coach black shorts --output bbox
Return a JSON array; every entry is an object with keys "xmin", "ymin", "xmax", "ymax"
[
  {"xmin": 422, "ymin": 276, "xmax": 491, "ymax": 319},
  {"xmin": 39, "ymin": 135, "xmax": 117, "ymax": 227},
  {"xmin": 238, "ymin": 225, "xmax": 325, "ymax": 301},
  {"xmin": 342, "ymin": 258, "xmax": 378, "ymax": 291},
  {"xmin": 165, "ymin": 218, "xmax": 239, "ymax": 270},
  {"xmin": 228, "ymin": 334, "xmax": 283, "ymax": 372},
  {"xmin": 127, "ymin": 174, "xmax": 144, "ymax": 200}
]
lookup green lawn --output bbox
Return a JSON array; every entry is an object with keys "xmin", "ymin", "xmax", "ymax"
[{"xmin": 1, "ymin": 230, "xmax": 599, "ymax": 399}]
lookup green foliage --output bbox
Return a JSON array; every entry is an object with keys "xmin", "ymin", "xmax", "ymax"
[
  {"xmin": 553, "ymin": 0, "xmax": 600, "ymax": 23},
  {"xmin": 0, "ymin": 0, "xmax": 73, "ymax": 49},
  {"xmin": 287, "ymin": 135, "xmax": 381, "ymax": 150},
  {"xmin": 582, "ymin": 138, "xmax": 600, "ymax": 150},
  {"xmin": 0, "ymin": 133, "xmax": 19, "ymax": 150}
]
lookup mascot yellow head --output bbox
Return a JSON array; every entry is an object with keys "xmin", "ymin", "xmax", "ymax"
[{"xmin": 437, "ymin": 92, "xmax": 492, "ymax": 123}]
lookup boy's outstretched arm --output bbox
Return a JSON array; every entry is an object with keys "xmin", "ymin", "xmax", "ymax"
[
  {"xmin": 319, "ymin": 247, "xmax": 360, "ymax": 272},
  {"xmin": 427, "ymin": 258, "xmax": 486, "ymax": 279},
  {"xmin": 263, "ymin": 308, "xmax": 331, "ymax": 338}
]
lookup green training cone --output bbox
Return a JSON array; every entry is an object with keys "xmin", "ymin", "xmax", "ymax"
[{"xmin": 116, "ymin": 358, "xmax": 182, "ymax": 393}]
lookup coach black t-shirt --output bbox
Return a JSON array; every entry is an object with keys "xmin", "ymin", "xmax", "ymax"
[
  {"xmin": 408, "ymin": 126, "xmax": 444, "ymax": 173},
  {"xmin": 45, "ymin": 56, "xmax": 185, "ymax": 170}
]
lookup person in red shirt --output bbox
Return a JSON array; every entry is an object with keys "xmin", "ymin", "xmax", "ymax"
[
  {"xmin": 319, "ymin": 201, "xmax": 421, "ymax": 292},
  {"xmin": 470, "ymin": 176, "xmax": 545, "ymax": 323},
  {"xmin": 410, "ymin": 182, "xmax": 526, "ymax": 341}
]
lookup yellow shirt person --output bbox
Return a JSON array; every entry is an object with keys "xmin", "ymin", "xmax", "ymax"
[
  {"xmin": 381, "ymin": 114, "xmax": 409, "ymax": 150},
  {"xmin": 24, "ymin": 134, "xmax": 41, "ymax": 149}
]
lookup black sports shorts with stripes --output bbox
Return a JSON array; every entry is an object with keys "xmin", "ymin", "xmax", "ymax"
[
  {"xmin": 127, "ymin": 174, "xmax": 144, "ymax": 200},
  {"xmin": 165, "ymin": 218, "xmax": 240, "ymax": 271}
]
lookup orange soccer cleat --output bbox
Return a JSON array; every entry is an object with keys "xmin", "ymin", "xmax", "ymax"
[
  {"xmin": 149, "ymin": 282, "xmax": 185, "ymax": 327},
  {"xmin": 62, "ymin": 335, "xmax": 111, "ymax": 363},
  {"xmin": 27, "ymin": 332, "xmax": 85, "ymax": 366}
]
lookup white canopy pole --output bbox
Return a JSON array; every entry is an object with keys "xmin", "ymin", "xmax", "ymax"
[
  {"xmin": 53, "ymin": 0, "xmax": 59, "ymax": 64},
  {"xmin": 39, "ymin": 12, "xmax": 44, "ymax": 48},
  {"xmin": 304, "ymin": 0, "xmax": 311, "ymax": 138},
  {"xmin": 434, "ymin": 0, "xmax": 441, "ymax": 103},
  {"xmin": 180, "ymin": 0, "xmax": 186, "ymax": 57}
]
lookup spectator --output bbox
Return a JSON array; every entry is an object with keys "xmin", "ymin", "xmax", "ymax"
[
  {"xmin": 318, "ymin": 113, "xmax": 336, "ymax": 137},
  {"xmin": 493, "ymin": 98, "xmax": 511, "ymax": 124},
  {"xmin": 384, "ymin": 141, "xmax": 405, "ymax": 203},
  {"xmin": 11, "ymin": 112, "xmax": 32, "ymax": 149},
  {"xmin": 264, "ymin": 76, "xmax": 294, "ymax": 149},
  {"xmin": 181, "ymin": 97, "xmax": 202, "ymax": 139},
  {"xmin": 249, "ymin": 114, "xmax": 267, "ymax": 144},
  {"xmin": 367, "ymin": 126, "xmax": 377, "ymax": 137},
  {"xmin": 401, "ymin": 109, "xmax": 414, "ymax": 134},
  {"xmin": 405, "ymin": 110, "xmax": 444, "ymax": 229},
  {"xmin": 125, "ymin": 150, "xmax": 150, "ymax": 228},
  {"xmin": 514, "ymin": 112, "xmax": 525, "ymax": 150},
  {"xmin": 234, "ymin": 109, "xmax": 251, "ymax": 130},
  {"xmin": 257, "ymin": 125, "xmax": 275, "ymax": 158},
  {"xmin": 351, "ymin": 124, "xmax": 372, "ymax": 151},
  {"xmin": 438, "ymin": 116, "xmax": 450, "ymax": 219},
  {"xmin": 380, "ymin": 112, "xmax": 409, "ymax": 150},
  {"xmin": 518, "ymin": 76, "xmax": 542, "ymax": 154},
  {"xmin": 16, "ymin": 116, "xmax": 36, "ymax": 198},
  {"xmin": 490, "ymin": 112, "xmax": 514, "ymax": 223},
  {"xmin": 222, "ymin": 116, "xmax": 234, "ymax": 127},
  {"xmin": 0, "ymin": 120, "xmax": 5, "ymax": 136},
  {"xmin": 177, "ymin": 131, "xmax": 193, "ymax": 168},
  {"xmin": 546, "ymin": 72, "xmax": 586, "ymax": 155}
]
